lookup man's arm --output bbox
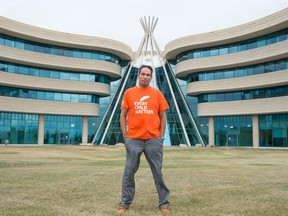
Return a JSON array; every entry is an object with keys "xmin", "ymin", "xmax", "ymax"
[
  {"xmin": 120, "ymin": 108, "xmax": 128, "ymax": 139},
  {"xmin": 159, "ymin": 110, "xmax": 167, "ymax": 138}
]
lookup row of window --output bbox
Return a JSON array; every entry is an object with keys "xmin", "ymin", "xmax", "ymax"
[
  {"xmin": 0, "ymin": 60, "xmax": 110, "ymax": 84},
  {"xmin": 0, "ymin": 86, "xmax": 99, "ymax": 103},
  {"xmin": 0, "ymin": 116, "xmax": 38, "ymax": 127},
  {"xmin": 0, "ymin": 113, "xmax": 88, "ymax": 144},
  {"xmin": 213, "ymin": 114, "xmax": 288, "ymax": 147},
  {"xmin": 187, "ymin": 58, "xmax": 287, "ymax": 83},
  {"xmin": 1, "ymin": 112, "xmax": 286, "ymax": 147},
  {"xmin": 176, "ymin": 28, "xmax": 288, "ymax": 63},
  {"xmin": 198, "ymin": 86, "xmax": 288, "ymax": 103},
  {"xmin": 0, "ymin": 112, "xmax": 38, "ymax": 121},
  {"xmin": 0, "ymin": 33, "xmax": 121, "ymax": 64}
]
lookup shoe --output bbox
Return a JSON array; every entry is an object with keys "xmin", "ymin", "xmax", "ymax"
[
  {"xmin": 159, "ymin": 207, "xmax": 170, "ymax": 214},
  {"xmin": 117, "ymin": 206, "xmax": 127, "ymax": 214}
]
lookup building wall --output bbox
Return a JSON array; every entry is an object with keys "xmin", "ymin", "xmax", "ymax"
[
  {"xmin": 164, "ymin": 8, "xmax": 288, "ymax": 148},
  {"xmin": 0, "ymin": 16, "xmax": 132, "ymax": 145}
]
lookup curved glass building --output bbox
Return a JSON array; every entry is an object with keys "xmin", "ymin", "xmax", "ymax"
[
  {"xmin": 1, "ymin": 7, "xmax": 287, "ymax": 148},
  {"xmin": 165, "ymin": 8, "xmax": 288, "ymax": 147},
  {"xmin": 0, "ymin": 16, "xmax": 132, "ymax": 144}
]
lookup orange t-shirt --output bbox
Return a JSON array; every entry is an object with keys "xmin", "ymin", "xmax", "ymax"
[{"xmin": 121, "ymin": 86, "xmax": 169, "ymax": 139}]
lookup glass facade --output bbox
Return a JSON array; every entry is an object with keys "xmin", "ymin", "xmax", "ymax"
[
  {"xmin": 214, "ymin": 116, "xmax": 253, "ymax": 147},
  {"xmin": 0, "ymin": 86, "xmax": 99, "ymax": 103},
  {"xmin": 0, "ymin": 60, "xmax": 110, "ymax": 84},
  {"xmin": 259, "ymin": 114, "xmax": 288, "ymax": 147},
  {"xmin": 187, "ymin": 58, "xmax": 288, "ymax": 83},
  {"xmin": 0, "ymin": 34, "xmax": 121, "ymax": 65},
  {"xmin": 0, "ymin": 30, "xmax": 126, "ymax": 145},
  {"xmin": 175, "ymin": 26, "xmax": 288, "ymax": 148},
  {"xmin": 198, "ymin": 86, "xmax": 288, "ymax": 103},
  {"xmin": 44, "ymin": 115, "xmax": 82, "ymax": 144},
  {"xmin": 0, "ymin": 112, "xmax": 38, "ymax": 144},
  {"xmin": 88, "ymin": 116, "xmax": 98, "ymax": 143},
  {"xmin": 176, "ymin": 28, "xmax": 288, "ymax": 63}
]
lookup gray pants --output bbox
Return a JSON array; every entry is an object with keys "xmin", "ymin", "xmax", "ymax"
[{"xmin": 119, "ymin": 138, "xmax": 170, "ymax": 209}]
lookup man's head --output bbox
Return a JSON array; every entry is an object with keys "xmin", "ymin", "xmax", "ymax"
[{"xmin": 138, "ymin": 65, "xmax": 153, "ymax": 88}]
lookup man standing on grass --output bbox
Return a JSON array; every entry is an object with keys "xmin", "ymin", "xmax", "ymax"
[{"xmin": 117, "ymin": 65, "xmax": 170, "ymax": 215}]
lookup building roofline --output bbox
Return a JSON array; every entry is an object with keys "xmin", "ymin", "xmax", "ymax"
[
  {"xmin": 164, "ymin": 7, "xmax": 288, "ymax": 60},
  {"xmin": 0, "ymin": 16, "xmax": 133, "ymax": 60}
]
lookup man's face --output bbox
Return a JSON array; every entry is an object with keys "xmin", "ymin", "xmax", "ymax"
[{"xmin": 138, "ymin": 67, "xmax": 152, "ymax": 88}]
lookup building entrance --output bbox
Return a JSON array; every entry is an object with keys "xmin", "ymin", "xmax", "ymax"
[
  {"xmin": 227, "ymin": 134, "xmax": 238, "ymax": 146},
  {"xmin": 59, "ymin": 132, "xmax": 69, "ymax": 144}
]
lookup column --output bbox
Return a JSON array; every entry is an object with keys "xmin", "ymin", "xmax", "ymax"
[
  {"xmin": 38, "ymin": 114, "xmax": 44, "ymax": 145},
  {"xmin": 252, "ymin": 115, "xmax": 259, "ymax": 148},
  {"xmin": 82, "ymin": 116, "xmax": 88, "ymax": 144},
  {"xmin": 208, "ymin": 116, "xmax": 215, "ymax": 146}
]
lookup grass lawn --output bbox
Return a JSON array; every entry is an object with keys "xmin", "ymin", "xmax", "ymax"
[{"xmin": 0, "ymin": 145, "xmax": 287, "ymax": 216}]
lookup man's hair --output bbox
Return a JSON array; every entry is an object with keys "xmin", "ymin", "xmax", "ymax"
[{"xmin": 139, "ymin": 65, "xmax": 153, "ymax": 74}]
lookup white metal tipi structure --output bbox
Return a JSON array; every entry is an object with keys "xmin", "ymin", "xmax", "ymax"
[{"xmin": 92, "ymin": 17, "xmax": 205, "ymax": 146}]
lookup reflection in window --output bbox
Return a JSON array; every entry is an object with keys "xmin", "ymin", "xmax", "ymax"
[
  {"xmin": 0, "ymin": 86, "xmax": 98, "ymax": 103},
  {"xmin": 187, "ymin": 58, "xmax": 288, "ymax": 83},
  {"xmin": 176, "ymin": 28, "xmax": 288, "ymax": 63},
  {"xmin": 0, "ymin": 33, "xmax": 121, "ymax": 65},
  {"xmin": 198, "ymin": 86, "xmax": 288, "ymax": 103},
  {"xmin": 0, "ymin": 60, "xmax": 110, "ymax": 84}
]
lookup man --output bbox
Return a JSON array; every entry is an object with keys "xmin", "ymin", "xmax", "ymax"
[{"xmin": 117, "ymin": 65, "xmax": 170, "ymax": 215}]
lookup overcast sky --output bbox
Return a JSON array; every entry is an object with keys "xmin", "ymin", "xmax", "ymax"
[{"xmin": 1, "ymin": 0, "xmax": 288, "ymax": 50}]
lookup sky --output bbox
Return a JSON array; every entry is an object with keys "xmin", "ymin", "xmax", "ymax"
[{"xmin": 1, "ymin": 0, "xmax": 288, "ymax": 51}]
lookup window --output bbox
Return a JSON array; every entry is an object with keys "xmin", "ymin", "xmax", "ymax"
[
  {"xmin": 193, "ymin": 50, "xmax": 201, "ymax": 58},
  {"xmin": 247, "ymin": 40, "xmax": 257, "ymax": 49},
  {"xmin": 219, "ymin": 47, "xmax": 228, "ymax": 55},
  {"xmin": 209, "ymin": 48, "xmax": 219, "ymax": 56},
  {"xmin": 15, "ymin": 40, "xmax": 25, "ymax": 49},
  {"xmin": 254, "ymin": 65, "xmax": 264, "ymax": 74},
  {"xmin": 50, "ymin": 71, "xmax": 60, "ymax": 79},
  {"xmin": 215, "ymin": 72, "xmax": 224, "ymax": 79},
  {"xmin": 234, "ymin": 69, "xmax": 244, "ymax": 77},
  {"xmin": 54, "ymin": 48, "xmax": 64, "ymax": 56},
  {"xmin": 46, "ymin": 92, "xmax": 54, "ymax": 100},
  {"xmin": 266, "ymin": 33, "xmax": 276, "ymax": 45},
  {"xmin": 0, "ymin": 34, "xmax": 4, "ymax": 44},
  {"xmin": 24, "ymin": 43, "xmax": 34, "ymax": 51},
  {"xmin": 63, "ymin": 93, "xmax": 71, "ymax": 102},
  {"xmin": 4, "ymin": 36, "xmax": 14, "ymax": 46},
  {"xmin": 19, "ymin": 66, "xmax": 29, "ymax": 75},
  {"xmin": 264, "ymin": 63, "xmax": 275, "ymax": 72},
  {"xmin": 228, "ymin": 45, "xmax": 237, "ymax": 53},
  {"xmin": 44, "ymin": 46, "xmax": 52, "ymax": 54},
  {"xmin": 35, "ymin": 45, "xmax": 44, "ymax": 52},
  {"xmin": 60, "ymin": 72, "xmax": 69, "ymax": 80},
  {"xmin": 256, "ymin": 36, "xmax": 266, "ymax": 47},
  {"xmin": 83, "ymin": 51, "xmax": 92, "ymax": 59},
  {"xmin": 224, "ymin": 70, "xmax": 233, "ymax": 78},
  {"xmin": 40, "ymin": 69, "xmax": 50, "ymax": 77},
  {"xmin": 70, "ymin": 73, "xmax": 80, "ymax": 81},
  {"xmin": 239, "ymin": 42, "xmax": 247, "ymax": 51},
  {"xmin": 80, "ymin": 74, "xmax": 89, "ymax": 81},
  {"xmin": 275, "ymin": 60, "xmax": 285, "ymax": 71},
  {"xmin": 201, "ymin": 50, "xmax": 209, "ymax": 57},
  {"xmin": 29, "ymin": 68, "xmax": 39, "ymax": 76}
]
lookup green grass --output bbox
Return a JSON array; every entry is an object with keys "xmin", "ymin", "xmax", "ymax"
[{"xmin": 0, "ymin": 146, "xmax": 287, "ymax": 216}]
